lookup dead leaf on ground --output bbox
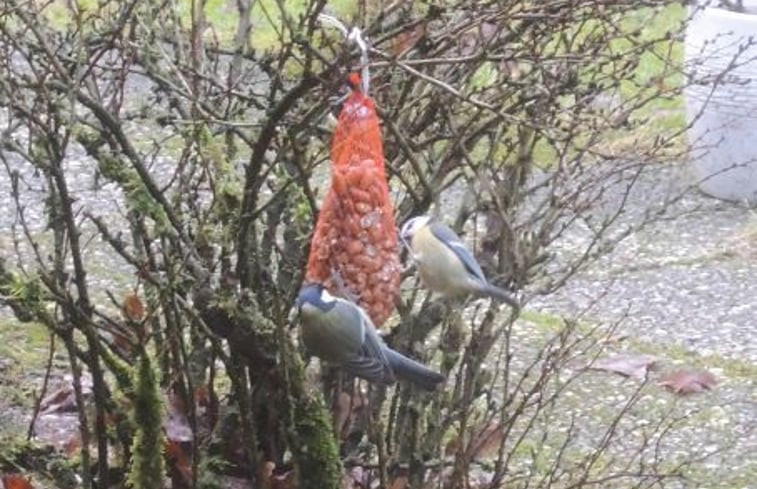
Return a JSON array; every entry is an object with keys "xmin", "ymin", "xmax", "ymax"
[
  {"xmin": 164, "ymin": 389, "xmax": 195, "ymax": 488},
  {"xmin": 445, "ymin": 422, "xmax": 504, "ymax": 462},
  {"xmin": 165, "ymin": 440, "xmax": 192, "ymax": 488},
  {"xmin": 467, "ymin": 423, "xmax": 503, "ymax": 460},
  {"xmin": 39, "ymin": 373, "xmax": 93, "ymax": 414},
  {"xmin": 1, "ymin": 474, "xmax": 35, "ymax": 489},
  {"xmin": 123, "ymin": 293, "xmax": 145, "ymax": 321},
  {"xmin": 194, "ymin": 384, "xmax": 209, "ymax": 406},
  {"xmin": 389, "ymin": 22, "xmax": 427, "ymax": 56},
  {"xmin": 658, "ymin": 368, "xmax": 718, "ymax": 395},
  {"xmin": 39, "ymin": 386, "xmax": 76, "ymax": 414},
  {"xmin": 62, "ymin": 435, "xmax": 81, "ymax": 456},
  {"xmin": 590, "ymin": 353, "xmax": 658, "ymax": 379}
]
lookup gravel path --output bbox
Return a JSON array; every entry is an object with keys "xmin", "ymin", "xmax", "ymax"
[
  {"xmin": 534, "ymin": 163, "xmax": 757, "ymax": 363},
  {"xmin": 530, "ymin": 162, "xmax": 757, "ymax": 487}
]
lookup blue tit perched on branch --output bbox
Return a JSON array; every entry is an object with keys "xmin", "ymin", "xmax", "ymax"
[
  {"xmin": 400, "ymin": 216, "xmax": 520, "ymax": 309},
  {"xmin": 297, "ymin": 283, "xmax": 445, "ymax": 391}
]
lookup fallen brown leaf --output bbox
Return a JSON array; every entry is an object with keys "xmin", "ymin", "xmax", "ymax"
[
  {"xmin": 445, "ymin": 421, "xmax": 504, "ymax": 462},
  {"xmin": 1, "ymin": 474, "xmax": 34, "ymax": 489},
  {"xmin": 194, "ymin": 385, "xmax": 209, "ymax": 406},
  {"xmin": 590, "ymin": 353, "xmax": 657, "ymax": 379},
  {"xmin": 389, "ymin": 22, "xmax": 427, "ymax": 57},
  {"xmin": 39, "ymin": 373, "xmax": 93, "ymax": 415},
  {"xmin": 165, "ymin": 440, "xmax": 192, "ymax": 488},
  {"xmin": 63, "ymin": 435, "xmax": 81, "ymax": 457},
  {"xmin": 39, "ymin": 386, "xmax": 76, "ymax": 414},
  {"xmin": 123, "ymin": 293, "xmax": 145, "ymax": 321},
  {"xmin": 467, "ymin": 423, "xmax": 503, "ymax": 460},
  {"xmin": 658, "ymin": 368, "xmax": 718, "ymax": 395}
]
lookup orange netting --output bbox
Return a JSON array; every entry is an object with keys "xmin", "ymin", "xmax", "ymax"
[{"xmin": 305, "ymin": 74, "xmax": 401, "ymax": 327}]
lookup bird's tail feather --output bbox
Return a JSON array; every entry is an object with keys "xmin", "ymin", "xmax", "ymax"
[
  {"xmin": 481, "ymin": 284, "xmax": 520, "ymax": 309},
  {"xmin": 384, "ymin": 348, "xmax": 445, "ymax": 391}
]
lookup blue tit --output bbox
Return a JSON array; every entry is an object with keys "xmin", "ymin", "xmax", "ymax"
[
  {"xmin": 400, "ymin": 216, "xmax": 519, "ymax": 309},
  {"xmin": 297, "ymin": 283, "xmax": 445, "ymax": 391}
]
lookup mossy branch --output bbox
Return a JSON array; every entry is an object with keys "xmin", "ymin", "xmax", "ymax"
[{"xmin": 127, "ymin": 349, "xmax": 165, "ymax": 489}]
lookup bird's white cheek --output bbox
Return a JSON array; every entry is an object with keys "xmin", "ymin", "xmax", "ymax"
[{"xmin": 411, "ymin": 237, "xmax": 431, "ymax": 262}]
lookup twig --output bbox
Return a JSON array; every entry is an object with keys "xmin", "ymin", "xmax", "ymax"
[{"xmin": 27, "ymin": 333, "xmax": 56, "ymax": 441}]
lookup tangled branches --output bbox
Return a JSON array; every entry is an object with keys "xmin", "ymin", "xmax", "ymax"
[{"xmin": 0, "ymin": 1, "xmax": 728, "ymax": 488}]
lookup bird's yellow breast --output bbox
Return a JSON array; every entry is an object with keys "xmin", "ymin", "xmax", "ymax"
[
  {"xmin": 300, "ymin": 305, "xmax": 363, "ymax": 363},
  {"xmin": 411, "ymin": 226, "xmax": 470, "ymax": 297}
]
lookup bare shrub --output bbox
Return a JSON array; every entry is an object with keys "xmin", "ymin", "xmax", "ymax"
[{"xmin": 0, "ymin": 1, "xmax": 735, "ymax": 488}]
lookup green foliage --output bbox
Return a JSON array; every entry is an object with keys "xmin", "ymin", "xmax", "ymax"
[
  {"xmin": 0, "ymin": 272, "xmax": 44, "ymax": 316},
  {"xmin": 127, "ymin": 351, "xmax": 165, "ymax": 489},
  {"xmin": 0, "ymin": 438, "xmax": 80, "ymax": 489},
  {"xmin": 0, "ymin": 320, "xmax": 53, "ymax": 414},
  {"xmin": 467, "ymin": 62, "xmax": 499, "ymax": 93},
  {"xmin": 618, "ymin": 4, "xmax": 686, "ymax": 132},
  {"xmin": 196, "ymin": 454, "xmax": 230, "ymax": 489}
]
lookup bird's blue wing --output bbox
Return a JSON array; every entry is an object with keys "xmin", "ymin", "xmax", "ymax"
[
  {"xmin": 343, "ymin": 356, "xmax": 395, "ymax": 385},
  {"xmin": 429, "ymin": 221, "xmax": 488, "ymax": 283},
  {"xmin": 344, "ymin": 307, "xmax": 395, "ymax": 385}
]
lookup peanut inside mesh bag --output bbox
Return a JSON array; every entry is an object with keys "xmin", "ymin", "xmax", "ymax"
[{"xmin": 305, "ymin": 77, "xmax": 400, "ymax": 327}]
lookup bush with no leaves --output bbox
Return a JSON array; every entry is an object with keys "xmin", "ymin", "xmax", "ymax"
[{"xmin": 0, "ymin": 1, "xmax": 736, "ymax": 488}]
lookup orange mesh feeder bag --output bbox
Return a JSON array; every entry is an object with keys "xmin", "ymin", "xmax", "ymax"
[{"xmin": 305, "ymin": 74, "xmax": 401, "ymax": 327}]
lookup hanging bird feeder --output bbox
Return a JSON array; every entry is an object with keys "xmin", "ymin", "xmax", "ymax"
[{"xmin": 305, "ymin": 21, "xmax": 401, "ymax": 327}]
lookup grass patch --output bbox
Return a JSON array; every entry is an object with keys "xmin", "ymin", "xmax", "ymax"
[
  {"xmin": 0, "ymin": 320, "xmax": 58, "ymax": 411},
  {"xmin": 618, "ymin": 4, "xmax": 687, "ymax": 136},
  {"xmin": 0, "ymin": 319, "xmax": 53, "ymax": 370},
  {"xmin": 0, "ymin": 319, "xmax": 56, "ymax": 440},
  {"xmin": 468, "ymin": 4, "xmax": 687, "ymax": 168},
  {"xmin": 39, "ymin": 0, "xmax": 357, "ymax": 48}
]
